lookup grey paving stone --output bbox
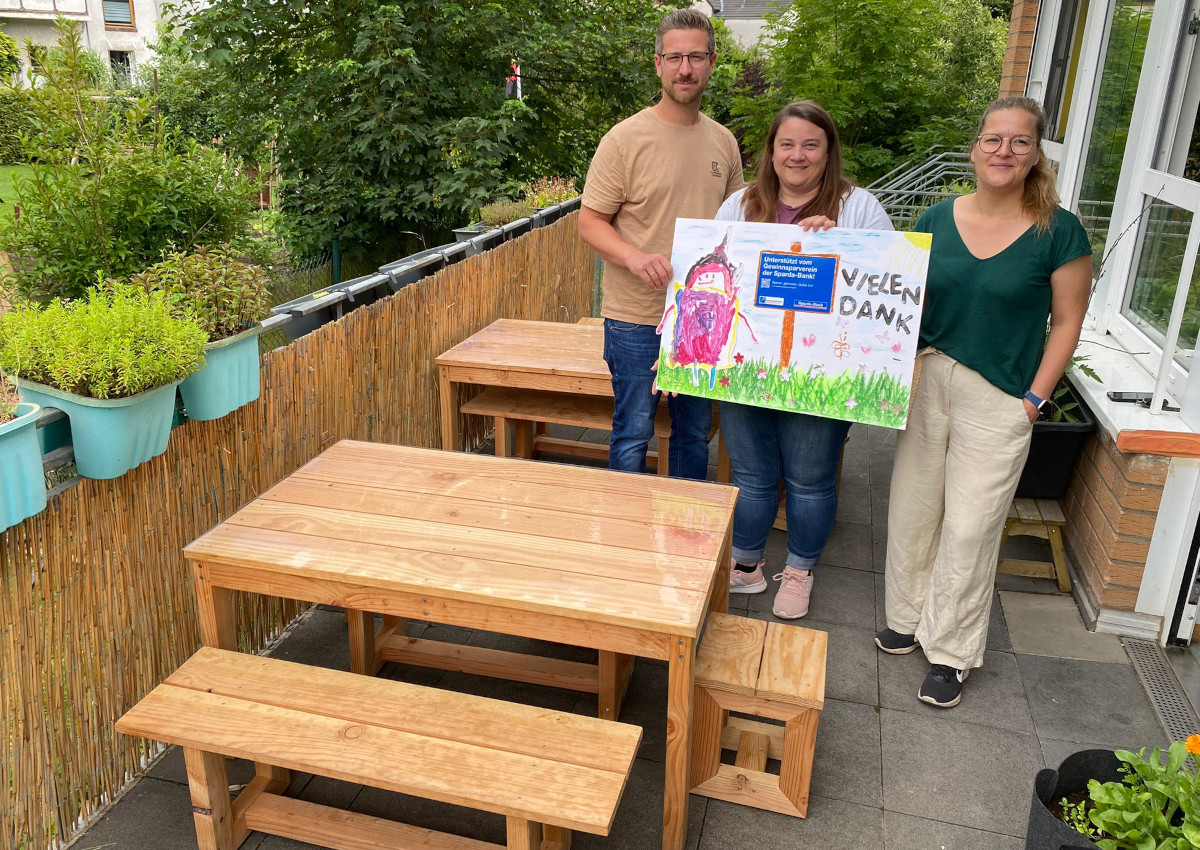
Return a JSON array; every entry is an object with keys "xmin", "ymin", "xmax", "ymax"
[
  {"xmin": 579, "ymin": 427, "xmax": 612, "ymax": 445},
  {"xmin": 268, "ymin": 607, "xmax": 353, "ymax": 671},
  {"xmin": 813, "ymin": 697, "xmax": 884, "ymax": 808},
  {"xmin": 821, "ymin": 519, "xmax": 875, "ymax": 573},
  {"xmin": 871, "ymin": 484, "xmax": 891, "ymax": 523},
  {"xmin": 546, "ymin": 422, "xmax": 588, "ymax": 440},
  {"xmin": 700, "ymin": 794, "xmax": 883, "ymax": 849},
  {"xmin": 742, "ymin": 563, "xmax": 874, "ymax": 629},
  {"xmin": 71, "ymin": 777, "xmax": 200, "ymax": 850},
  {"xmin": 1017, "ymin": 654, "xmax": 1167, "ymax": 747},
  {"xmin": 878, "ymin": 649, "xmax": 1034, "ymax": 733},
  {"xmin": 988, "ymin": 593, "xmax": 1013, "ymax": 652},
  {"xmin": 875, "ymin": 572, "xmax": 887, "ymax": 631},
  {"xmin": 351, "ymin": 784, "xmax": 507, "ymax": 846},
  {"xmin": 881, "ymin": 708, "xmax": 1043, "ymax": 837},
  {"xmin": 873, "ymin": 537, "xmax": 888, "ymax": 572},
  {"xmin": 146, "ymin": 746, "xmax": 262, "ymax": 788},
  {"xmin": 836, "ymin": 481, "xmax": 873, "ymax": 525},
  {"xmin": 574, "ymin": 756, "xmax": 707, "ymax": 850},
  {"xmin": 742, "ymin": 608, "xmax": 879, "ymax": 706},
  {"xmin": 884, "ymin": 811, "xmax": 1025, "ymax": 850},
  {"xmin": 588, "ymin": 656, "xmax": 669, "ymax": 764}
]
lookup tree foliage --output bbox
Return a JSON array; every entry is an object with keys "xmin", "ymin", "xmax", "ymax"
[
  {"xmin": 0, "ymin": 20, "xmax": 256, "ymax": 303},
  {"xmin": 132, "ymin": 25, "xmax": 228, "ymax": 144},
  {"xmin": 734, "ymin": 0, "xmax": 1006, "ymax": 182},
  {"xmin": 0, "ymin": 24, "xmax": 19, "ymax": 81},
  {"xmin": 181, "ymin": 0, "xmax": 684, "ymax": 258}
]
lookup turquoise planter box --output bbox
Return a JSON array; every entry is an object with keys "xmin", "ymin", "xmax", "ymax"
[
  {"xmin": 15, "ymin": 379, "xmax": 180, "ymax": 480},
  {"xmin": 180, "ymin": 326, "xmax": 262, "ymax": 421},
  {"xmin": 0, "ymin": 403, "xmax": 48, "ymax": 533}
]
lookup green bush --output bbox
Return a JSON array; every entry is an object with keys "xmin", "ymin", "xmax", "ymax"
[
  {"xmin": 0, "ymin": 283, "xmax": 206, "ymax": 398},
  {"xmin": 0, "ymin": 89, "xmax": 31, "ymax": 164},
  {"xmin": 130, "ymin": 246, "xmax": 271, "ymax": 341},
  {"xmin": 0, "ymin": 20, "xmax": 256, "ymax": 303},
  {"xmin": 0, "ymin": 25, "xmax": 18, "ymax": 82},
  {"xmin": 479, "ymin": 199, "xmax": 534, "ymax": 227}
]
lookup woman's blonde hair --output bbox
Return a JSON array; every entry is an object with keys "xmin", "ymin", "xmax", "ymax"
[
  {"xmin": 741, "ymin": 100, "xmax": 853, "ymax": 224},
  {"xmin": 976, "ymin": 96, "xmax": 1059, "ymax": 234}
]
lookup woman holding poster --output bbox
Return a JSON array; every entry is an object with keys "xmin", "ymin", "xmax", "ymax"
[
  {"xmin": 715, "ymin": 100, "xmax": 891, "ymax": 619},
  {"xmin": 877, "ymin": 97, "xmax": 1092, "ymax": 708}
]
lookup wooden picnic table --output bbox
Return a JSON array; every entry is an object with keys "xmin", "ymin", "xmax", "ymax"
[
  {"xmin": 436, "ymin": 318, "xmax": 611, "ymax": 453},
  {"xmin": 184, "ymin": 439, "xmax": 737, "ymax": 850}
]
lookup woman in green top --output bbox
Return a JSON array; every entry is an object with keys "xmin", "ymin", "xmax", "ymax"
[{"xmin": 875, "ymin": 97, "xmax": 1092, "ymax": 709}]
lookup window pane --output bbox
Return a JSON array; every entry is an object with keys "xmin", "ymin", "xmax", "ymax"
[
  {"xmin": 1123, "ymin": 199, "xmax": 1199, "ymax": 367},
  {"xmin": 103, "ymin": 0, "xmax": 132, "ymax": 23},
  {"xmin": 1076, "ymin": 0, "xmax": 1155, "ymax": 276}
]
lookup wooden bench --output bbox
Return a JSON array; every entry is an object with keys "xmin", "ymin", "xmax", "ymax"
[
  {"xmin": 115, "ymin": 647, "xmax": 641, "ymax": 850},
  {"xmin": 689, "ymin": 612, "xmax": 826, "ymax": 818},
  {"xmin": 461, "ymin": 386, "xmax": 675, "ymax": 475},
  {"xmin": 997, "ymin": 497, "xmax": 1071, "ymax": 592}
]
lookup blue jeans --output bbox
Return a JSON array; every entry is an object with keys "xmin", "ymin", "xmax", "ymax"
[
  {"xmin": 720, "ymin": 402, "xmax": 851, "ymax": 569},
  {"xmin": 603, "ymin": 319, "xmax": 713, "ymax": 480}
]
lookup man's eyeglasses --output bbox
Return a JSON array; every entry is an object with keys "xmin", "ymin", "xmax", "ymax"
[
  {"xmin": 658, "ymin": 51, "xmax": 713, "ymax": 69},
  {"xmin": 976, "ymin": 134, "xmax": 1036, "ymax": 155}
]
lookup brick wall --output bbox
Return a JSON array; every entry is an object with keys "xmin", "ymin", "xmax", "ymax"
[
  {"xmin": 1063, "ymin": 429, "xmax": 1169, "ymax": 612},
  {"xmin": 1000, "ymin": 0, "xmax": 1041, "ymax": 98}
]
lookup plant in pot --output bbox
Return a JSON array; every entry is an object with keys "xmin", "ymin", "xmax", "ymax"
[
  {"xmin": 522, "ymin": 176, "xmax": 579, "ymax": 210},
  {"xmin": 0, "ymin": 283, "xmax": 206, "ymax": 479},
  {"xmin": 1016, "ymin": 353, "xmax": 1101, "ymax": 500},
  {"xmin": 0, "ymin": 372, "xmax": 47, "ymax": 532},
  {"xmin": 453, "ymin": 199, "xmax": 536, "ymax": 241},
  {"xmin": 1026, "ymin": 738, "xmax": 1200, "ymax": 849},
  {"xmin": 129, "ymin": 246, "xmax": 271, "ymax": 421}
]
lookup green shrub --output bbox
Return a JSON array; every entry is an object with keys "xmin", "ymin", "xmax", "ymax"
[
  {"xmin": 0, "ymin": 89, "xmax": 31, "ymax": 164},
  {"xmin": 0, "ymin": 373, "xmax": 17, "ymax": 422},
  {"xmin": 0, "ymin": 283, "xmax": 206, "ymax": 398},
  {"xmin": 0, "ymin": 25, "xmax": 18, "ymax": 82},
  {"xmin": 130, "ymin": 246, "xmax": 271, "ymax": 341},
  {"xmin": 522, "ymin": 177, "xmax": 578, "ymax": 209},
  {"xmin": 479, "ymin": 199, "xmax": 534, "ymax": 227}
]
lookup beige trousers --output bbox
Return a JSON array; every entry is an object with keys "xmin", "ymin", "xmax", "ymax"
[{"xmin": 885, "ymin": 351, "xmax": 1033, "ymax": 670}]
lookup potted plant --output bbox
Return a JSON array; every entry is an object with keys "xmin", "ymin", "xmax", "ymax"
[
  {"xmin": 0, "ymin": 284, "xmax": 206, "ymax": 479},
  {"xmin": 0, "ymin": 373, "xmax": 47, "ymax": 532},
  {"xmin": 1026, "ymin": 738, "xmax": 1200, "ymax": 849},
  {"xmin": 1016, "ymin": 356, "xmax": 1100, "ymax": 500},
  {"xmin": 130, "ymin": 246, "xmax": 270, "ymax": 421},
  {"xmin": 522, "ymin": 176, "xmax": 579, "ymax": 210},
  {"xmin": 453, "ymin": 199, "xmax": 535, "ymax": 245}
]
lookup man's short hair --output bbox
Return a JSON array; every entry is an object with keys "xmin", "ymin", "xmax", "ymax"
[{"xmin": 655, "ymin": 9, "xmax": 715, "ymax": 54}]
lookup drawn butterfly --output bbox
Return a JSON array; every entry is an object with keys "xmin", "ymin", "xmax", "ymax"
[
  {"xmin": 860, "ymin": 345, "xmax": 872, "ymax": 354},
  {"xmin": 876, "ymin": 330, "xmax": 891, "ymax": 342}
]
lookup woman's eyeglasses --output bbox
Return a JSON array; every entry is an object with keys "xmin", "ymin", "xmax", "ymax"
[
  {"xmin": 976, "ymin": 134, "xmax": 1036, "ymax": 155},
  {"xmin": 658, "ymin": 51, "xmax": 713, "ymax": 69}
]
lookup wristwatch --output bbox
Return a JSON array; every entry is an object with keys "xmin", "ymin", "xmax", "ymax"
[{"xmin": 1023, "ymin": 390, "xmax": 1047, "ymax": 411}]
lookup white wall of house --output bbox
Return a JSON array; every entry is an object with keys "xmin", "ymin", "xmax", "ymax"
[
  {"xmin": 1029, "ymin": 0, "xmax": 1200, "ymax": 644},
  {"xmin": 1, "ymin": 0, "xmax": 162, "ymax": 85}
]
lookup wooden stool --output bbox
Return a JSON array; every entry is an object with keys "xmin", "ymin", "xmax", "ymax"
[
  {"xmin": 689, "ymin": 612, "xmax": 827, "ymax": 818},
  {"xmin": 997, "ymin": 497, "xmax": 1071, "ymax": 592}
]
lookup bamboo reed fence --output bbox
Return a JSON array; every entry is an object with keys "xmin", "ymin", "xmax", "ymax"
[{"xmin": 0, "ymin": 213, "xmax": 596, "ymax": 850}]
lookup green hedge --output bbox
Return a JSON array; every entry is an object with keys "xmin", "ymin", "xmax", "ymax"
[{"xmin": 0, "ymin": 89, "xmax": 31, "ymax": 164}]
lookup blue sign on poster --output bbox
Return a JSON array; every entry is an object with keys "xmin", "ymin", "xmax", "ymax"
[{"xmin": 754, "ymin": 252, "xmax": 839, "ymax": 313}]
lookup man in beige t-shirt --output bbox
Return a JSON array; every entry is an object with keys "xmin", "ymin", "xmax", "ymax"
[{"xmin": 579, "ymin": 8, "xmax": 743, "ymax": 480}]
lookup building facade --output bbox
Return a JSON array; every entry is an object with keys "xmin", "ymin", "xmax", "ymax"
[
  {"xmin": 1010, "ymin": 0, "xmax": 1200, "ymax": 647},
  {"xmin": 1, "ymin": 0, "xmax": 162, "ymax": 84}
]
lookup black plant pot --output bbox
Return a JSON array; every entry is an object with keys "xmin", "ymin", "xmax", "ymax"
[
  {"xmin": 1025, "ymin": 749, "xmax": 1122, "ymax": 849},
  {"xmin": 1016, "ymin": 383, "xmax": 1096, "ymax": 500}
]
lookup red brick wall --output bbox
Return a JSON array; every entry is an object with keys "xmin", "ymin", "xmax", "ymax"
[
  {"xmin": 1063, "ymin": 429, "xmax": 1169, "ymax": 611},
  {"xmin": 1000, "ymin": 0, "xmax": 1042, "ymax": 98}
]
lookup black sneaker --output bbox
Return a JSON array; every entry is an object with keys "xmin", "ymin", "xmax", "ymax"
[
  {"xmin": 874, "ymin": 628, "xmax": 919, "ymax": 655},
  {"xmin": 918, "ymin": 664, "xmax": 969, "ymax": 708}
]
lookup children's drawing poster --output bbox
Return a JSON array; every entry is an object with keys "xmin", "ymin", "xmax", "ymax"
[{"xmin": 655, "ymin": 219, "xmax": 932, "ymax": 429}]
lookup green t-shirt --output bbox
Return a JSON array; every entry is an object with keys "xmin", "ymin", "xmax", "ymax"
[{"xmin": 914, "ymin": 198, "xmax": 1092, "ymax": 397}]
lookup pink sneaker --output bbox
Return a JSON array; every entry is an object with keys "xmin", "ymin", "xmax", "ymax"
[
  {"xmin": 729, "ymin": 560, "xmax": 767, "ymax": 594},
  {"xmin": 772, "ymin": 567, "xmax": 813, "ymax": 619}
]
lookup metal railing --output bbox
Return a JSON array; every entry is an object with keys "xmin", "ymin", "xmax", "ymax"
[{"xmin": 866, "ymin": 146, "xmax": 975, "ymax": 228}]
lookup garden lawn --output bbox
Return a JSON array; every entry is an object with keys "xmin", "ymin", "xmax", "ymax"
[{"xmin": 0, "ymin": 163, "xmax": 34, "ymax": 222}]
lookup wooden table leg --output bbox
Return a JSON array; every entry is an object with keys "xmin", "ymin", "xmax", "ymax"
[
  {"xmin": 184, "ymin": 747, "xmax": 234, "ymax": 850},
  {"xmin": 439, "ymin": 366, "xmax": 459, "ymax": 452},
  {"xmin": 598, "ymin": 651, "xmax": 635, "ymax": 720},
  {"xmin": 710, "ymin": 519, "xmax": 733, "ymax": 615},
  {"xmin": 663, "ymin": 636, "xmax": 695, "ymax": 850},
  {"xmin": 193, "ymin": 562, "xmax": 237, "ymax": 650}
]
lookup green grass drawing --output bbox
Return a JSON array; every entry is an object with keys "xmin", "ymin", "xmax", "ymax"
[{"xmin": 657, "ymin": 356, "xmax": 910, "ymax": 428}]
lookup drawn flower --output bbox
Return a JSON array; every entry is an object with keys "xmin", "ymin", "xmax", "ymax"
[
  {"xmin": 1187, "ymin": 734, "xmax": 1200, "ymax": 755},
  {"xmin": 787, "ymin": 398, "xmax": 799, "ymax": 407},
  {"xmin": 757, "ymin": 369, "xmax": 768, "ymax": 379},
  {"xmin": 845, "ymin": 398, "xmax": 858, "ymax": 410},
  {"xmin": 779, "ymin": 369, "xmax": 792, "ymax": 382},
  {"xmin": 891, "ymin": 343, "xmax": 902, "ymax": 353},
  {"xmin": 878, "ymin": 399, "xmax": 891, "ymax": 410},
  {"xmin": 734, "ymin": 352, "xmax": 745, "ymax": 364},
  {"xmin": 801, "ymin": 334, "xmax": 816, "ymax": 347},
  {"xmin": 762, "ymin": 392, "xmax": 772, "ymax": 401},
  {"xmin": 719, "ymin": 376, "xmax": 731, "ymax": 387}
]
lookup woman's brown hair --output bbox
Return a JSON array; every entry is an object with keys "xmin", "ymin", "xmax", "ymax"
[
  {"xmin": 976, "ymin": 96, "xmax": 1060, "ymax": 234},
  {"xmin": 741, "ymin": 100, "xmax": 854, "ymax": 224}
]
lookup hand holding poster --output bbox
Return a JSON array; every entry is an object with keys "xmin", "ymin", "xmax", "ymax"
[{"xmin": 655, "ymin": 219, "xmax": 932, "ymax": 429}]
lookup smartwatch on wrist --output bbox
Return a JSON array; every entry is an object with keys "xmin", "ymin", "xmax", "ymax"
[{"xmin": 1023, "ymin": 390, "xmax": 1047, "ymax": 411}]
